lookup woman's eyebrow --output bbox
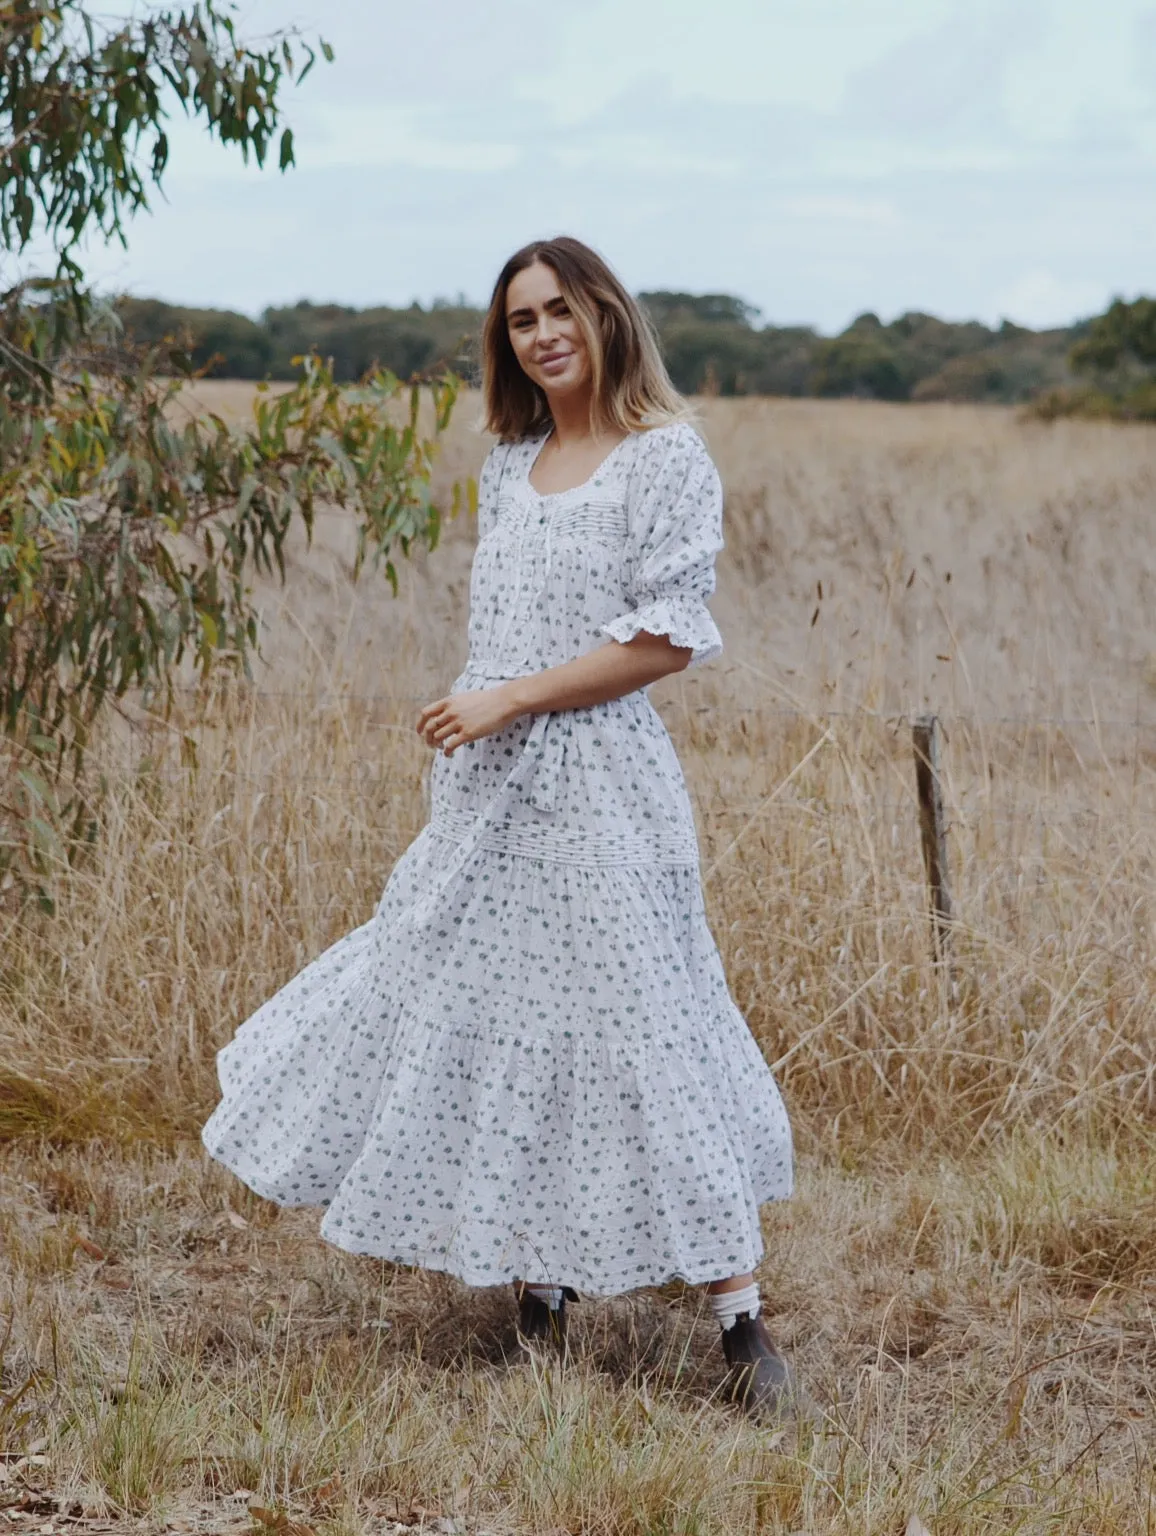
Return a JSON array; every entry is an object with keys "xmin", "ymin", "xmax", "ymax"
[{"xmin": 506, "ymin": 296, "xmax": 567, "ymax": 322}]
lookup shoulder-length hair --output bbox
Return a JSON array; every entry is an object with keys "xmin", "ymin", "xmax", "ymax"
[{"xmin": 481, "ymin": 235, "xmax": 690, "ymax": 441}]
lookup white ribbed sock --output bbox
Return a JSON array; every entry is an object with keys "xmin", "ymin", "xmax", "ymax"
[
  {"xmin": 709, "ymin": 1282, "xmax": 761, "ymax": 1331},
  {"xmin": 525, "ymin": 1284, "xmax": 565, "ymax": 1311}
]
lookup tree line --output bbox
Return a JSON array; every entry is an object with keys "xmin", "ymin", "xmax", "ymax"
[{"xmin": 115, "ymin": 290, "xmax": 1100, "ymax": 405}]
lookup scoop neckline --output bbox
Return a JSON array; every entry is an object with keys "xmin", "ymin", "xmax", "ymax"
[{"xmin": 524, "ymin": 430, "xmax": 635, "ymax": 501}]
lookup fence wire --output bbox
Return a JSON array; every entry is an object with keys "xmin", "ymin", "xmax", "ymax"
[
  {"xmin": 5, "ymin": 687, "xmax": 1152, "ymax": 835},
  {"xmin": 147, "ymin": 682, "xmax": 1156, "ymax": 734},
  {"xmin": 52, "ymin": 681, "xmax": 1149, "ymax": 850}
]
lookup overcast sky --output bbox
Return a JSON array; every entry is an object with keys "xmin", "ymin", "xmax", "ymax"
[{"xmin": 62, "ymin": 0, "xmax": 1156, "ymax": 331}]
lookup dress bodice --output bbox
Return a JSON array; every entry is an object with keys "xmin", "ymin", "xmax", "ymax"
[{"xmin": 465, "ymin": 422, "xmax": 725, "ymax": 679}]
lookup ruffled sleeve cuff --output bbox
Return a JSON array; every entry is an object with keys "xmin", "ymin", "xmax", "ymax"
[{"xmin": 600, "ymin": 594, "xmax": 724, "ymax": 667}]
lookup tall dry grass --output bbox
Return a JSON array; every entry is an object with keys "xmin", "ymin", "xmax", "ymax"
[
  {"xmin": 2, "ymin": 688, "xmax": 1153, "ymax": 1156},
  {"xmin": 2, "ymin": 394, "xmax": 1155, "ymax": 1533}
]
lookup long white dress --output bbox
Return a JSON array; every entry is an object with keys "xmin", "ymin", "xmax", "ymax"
[{"xmin": 202, "ymin": 421, "xmax": 793, "ymax": 1295}]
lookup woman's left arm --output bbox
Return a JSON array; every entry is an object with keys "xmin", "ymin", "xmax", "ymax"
[{"xmin": 417, "ymin": 634, "xmax": 689, "ymax": 756}]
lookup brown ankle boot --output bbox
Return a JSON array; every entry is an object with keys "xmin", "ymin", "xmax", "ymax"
[{"xmin": 719, "ymin": 1311, "xmax": 795, "ymax": 1419}]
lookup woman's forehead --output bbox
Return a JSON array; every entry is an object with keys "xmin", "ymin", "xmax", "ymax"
[{"xmin": 507, "ymin": 261, "xmax": 563, "ymax": 311}]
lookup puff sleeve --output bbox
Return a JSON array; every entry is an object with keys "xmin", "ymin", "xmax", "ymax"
[{"xmin": 599, "ymin": 422, "xmax": 725, "ymax": 666}]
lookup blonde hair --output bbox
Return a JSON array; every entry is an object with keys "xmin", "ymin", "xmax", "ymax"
[{"xmin": 481, "ymin": 236, "xmax": 691, "ymax": 440}]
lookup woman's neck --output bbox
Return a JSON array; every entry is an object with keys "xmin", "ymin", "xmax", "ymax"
[{"xmin": 545, "ymin": 388, "xmax": 597, "ymax": 446}]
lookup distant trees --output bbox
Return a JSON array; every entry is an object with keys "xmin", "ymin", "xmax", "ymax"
[
  {"xmin": 810, "ymin": 314, "xmax": 911, "ymax": 400},
  {"xmin": 263, "ymin": 301, "xmax": 478, "ymax": 381},
  {"xmin": 1071, "ymin": 298, "xmax": 1156, "ymax": 373},
  {"xmin": 115, "ymin": 296, "xmax": 480, "ymax": 382},
  {"xmin": 641, "ymin": 301, "xmax": 1076, "ymax": 404},
  {"xmin": 117, "ymin": 284, "xmax": 1156, "ymax": 419},
  {"xmin": 1062, "ymin": 298, "xmax": 1156, "ymax": 419},
  {"xmin": 114, "ymin": 299, "xmax": 275, "ymax": 377},
  {"xmin": 636, "ymin": 292, "xmax": 817, "ymax": 396},
  {"xmin": 1025, "ymin": 297, "xmax": 1156, "ymax": 421},
  {"xmin": 637, "ymin": 292, "xmax": 762, "ymax": 328},
  {"xmin": 114, "ymin": 291, "xmax": 1082, "ymax": 405}
]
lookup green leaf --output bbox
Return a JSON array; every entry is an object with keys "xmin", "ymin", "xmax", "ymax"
[
  {"xmin": 278, "ymin": 126, "xmax": 294, "ymax": 170},
  {"xmin": 17, "ymin": 769, "xmax": 51, "ymax": 807},
  {"xmin": 30, "ymin": 815, "xmax": 64, "ymax": 860}
]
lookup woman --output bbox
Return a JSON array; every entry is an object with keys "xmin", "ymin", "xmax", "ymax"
[{"xmin": 202, "ymin": 236, "xmax": 796, "ymax": 1417}]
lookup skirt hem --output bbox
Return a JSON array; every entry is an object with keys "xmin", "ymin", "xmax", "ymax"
[{"xmin": 201, "ymin": 1125, "xmax": 786, "ymax": 1296}]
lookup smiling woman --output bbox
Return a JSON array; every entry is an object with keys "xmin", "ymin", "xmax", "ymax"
[
  {"xmin": 201, "ymin": 234, "xmax": 798, "ymax": 1423},
  {"xmin": 483, "ymin": 237, "xmax": 686, "ymax": 446}
]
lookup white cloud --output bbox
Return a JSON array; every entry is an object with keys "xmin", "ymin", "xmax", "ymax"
[
  {"xmin": 993, "ymin": 269, "xmax": 1113, "ymax": 329},
  {"xmin": 838, "ymin": 3, "xmax": 1043, "ymax": 143},
  {"xmin": 778, "ymin": 194, "xmax": 899, "ymax": 224}
]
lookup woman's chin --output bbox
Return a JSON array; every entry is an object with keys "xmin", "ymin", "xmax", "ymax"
[{"xmin": 538, "ymin": 369, "xmax": 589, "ymax": 400}]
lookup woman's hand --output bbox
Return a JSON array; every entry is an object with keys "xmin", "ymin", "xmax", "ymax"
[
  {"xmin": 416, "ymin": 686, "xmax": 521, "ymax": 755},
  {"xmin": 417, "ymin": 634, "xmax": 690, "ymax": 757}
]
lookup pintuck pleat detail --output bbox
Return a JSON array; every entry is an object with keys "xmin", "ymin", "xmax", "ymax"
[{"xmin": 429, "ymin": 807, "xmax": 699, "ymax": 867}]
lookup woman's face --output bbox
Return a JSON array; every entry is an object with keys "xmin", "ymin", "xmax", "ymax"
[{"xmin": 505, "ymin": 260, "xmax": 592, "ymax": 402}]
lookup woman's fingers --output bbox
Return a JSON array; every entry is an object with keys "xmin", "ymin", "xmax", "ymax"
[
  {"xmin": 416, "ymin": 697, "xmax": 449, "ymax": 732},
  {"xmin": 416, "ymin": 701, "xmax": 471, "ymax": 751},
  {"xmin": 418, "ymin": 704, "xmax": 449, "ymax": 745},
  {"xmin": 418, "ymin": 691, "xmax": 496, "ymax": 752},
  {"xmin": 427, "ymin": 707, "xmax": 471, "ymax": 750}
]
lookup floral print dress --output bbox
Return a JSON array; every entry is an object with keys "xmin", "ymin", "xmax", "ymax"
[{"xmin": 202, "ymin": 421, "xmax": 793, "ymax": 1295}]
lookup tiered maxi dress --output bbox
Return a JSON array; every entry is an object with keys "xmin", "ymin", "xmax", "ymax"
[{"xmin": 202, "ymin": 420, "xmax": 793, "ymax": 1295}]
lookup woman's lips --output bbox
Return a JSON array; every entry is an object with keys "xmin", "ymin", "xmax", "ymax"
[{"xmin": 538, "ymin": 353, "xmax": 573, "ymax": 375}]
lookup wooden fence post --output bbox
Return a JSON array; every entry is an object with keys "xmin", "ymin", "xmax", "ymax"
[{"xmin": 912, "ymin": 713, "xmax": 953, "ymax": 958}]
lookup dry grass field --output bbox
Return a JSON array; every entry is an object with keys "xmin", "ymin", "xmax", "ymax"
[{"xmin": 2, "ymin": 390, "xmax": 1156, "ymax": 1535}]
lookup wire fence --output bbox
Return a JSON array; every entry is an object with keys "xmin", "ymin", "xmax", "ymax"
[
  {"xmin": 7, "ymin": 687, "xmax": 1152, "ymax": 801},
  {"xmin": 143, "ymin": 682, "xmax": 1156, "ymax": 734},
  {"xmin": 5, "ymin": 688, "xmax": 1153, "ymax": 940},
  {"xmin": 62, "ymin": 682, "xmax": 1152, "ymax": 848}
]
